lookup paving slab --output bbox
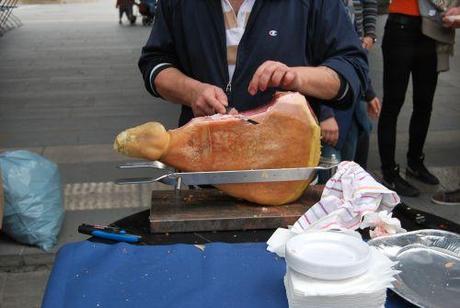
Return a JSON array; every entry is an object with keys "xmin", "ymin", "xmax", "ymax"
[
  {"xmin": 58, "ymin": 161, "xmax": 168, "ymax": 184},
  {"xmin": 0, "ymin": 147, "xmax": 45, "ymax": 155},
  {"xmin": 367, "ymin": 132, "xmax": 460, "ymax": 171},
  {"xmin": 401, "ymin": 193, "xmax": 460, "ymax": 230},
  {"xmin": 0, "ymin": 272, "xmax": 6, "ymax": 304},
  {"xmin": 1, "ymin": 270, "xmax": 50, "ymax": 308},
  {"xmin": 0, "ymin": 3, "xmax": 181, "ymax": 149},
  {"xmin": 64, "ymin": 181, "xmax": 172, "ymax": 211},
  {"xmin": 0, "ymin": 239, "xmax": 25, "ymax": 268},
  {"xmin": 41, "ymin": 144, "xmax": 128, "ymax": 164}
]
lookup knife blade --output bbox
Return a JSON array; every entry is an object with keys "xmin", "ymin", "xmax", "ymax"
[{"xmin": 225, "ymin": 106, "xmax": 259, "ymax": 125}]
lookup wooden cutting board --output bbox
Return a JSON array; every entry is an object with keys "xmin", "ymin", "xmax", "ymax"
[{"xmin": 149, "ymin": 185, "xmax": 324, "ymax": 233}]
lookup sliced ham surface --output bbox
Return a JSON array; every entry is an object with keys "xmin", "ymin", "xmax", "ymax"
[{"xmin": 114, "ymin": 92, "xmax": 321, "ymax": 205}]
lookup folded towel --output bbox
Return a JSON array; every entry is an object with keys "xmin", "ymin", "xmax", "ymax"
[{"xmin": 292, "ymin": 161, "xmax": 400, "ymax": 233}]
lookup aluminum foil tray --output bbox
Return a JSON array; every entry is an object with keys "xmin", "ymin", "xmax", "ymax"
[{"xmin": 368, "ymin": 230, "xmax": 460, "ymax": 308}]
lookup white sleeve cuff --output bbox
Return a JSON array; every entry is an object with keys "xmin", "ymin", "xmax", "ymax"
[
  {"xmin": 149, "ymin": 63, "xmax": 173, "ymax": 96},
  {"xmin": 336, "ymin": 81, "xmax": 350, "ymax": 101}
]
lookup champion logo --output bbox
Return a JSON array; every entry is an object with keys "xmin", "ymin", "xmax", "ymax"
[{"xmin": 268, "ymin": 30, "xmax": 278, "ymax": 37}]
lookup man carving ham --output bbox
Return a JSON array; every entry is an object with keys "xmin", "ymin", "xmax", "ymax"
[
  {"xmin": 115, "ymin": 0, "xmax": 369, "ymax": 205},
  {"xmin": 138, "ymin": 0, "xmax": 368, "ymax": 125}
]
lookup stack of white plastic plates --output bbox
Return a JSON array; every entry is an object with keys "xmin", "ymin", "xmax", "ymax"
[{"xmin": 284, "ymin": 231, "xmax": 396, "ymax": 308}]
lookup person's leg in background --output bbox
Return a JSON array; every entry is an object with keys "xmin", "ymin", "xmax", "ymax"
[
  {"xmin": 354, "ymin": 100, "xmax": 373, "ymax": 170},
  {"xmin": 318, "ymin": 144, "xmax": 342, "ymax": 184},
  {"xmin": 119, "ymin": 7, "xmax": 123, "ymax": 24},
  {"xmin": 354, "ymin": 130, "xmax": 370, "ymax": 169},
  {"xmin": 341, "ymin": 118, "xmax": 359, "ymax": 162},
  {"xmin": 406, "ymin": 34, "xmax": 439, "ymax": 185},
  {"xmin": 378, "ymin": 19, "xmax": 420, "ymax": 196},
  {"xmin": 121, "ymin": 7, "xmax": 129, "ymax": 24},
  {"xmin": 128, "ymin": 5, "xmax": 135, "ymax": 25}
]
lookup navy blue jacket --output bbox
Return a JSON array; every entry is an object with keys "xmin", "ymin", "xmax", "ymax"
[
  {"xmin": 139, "ymin": 0, "xmax": 369, "ymax": 126},
  {"xmin": 319, "ymin": 80, "xmax": 375, "ymax": 150}
]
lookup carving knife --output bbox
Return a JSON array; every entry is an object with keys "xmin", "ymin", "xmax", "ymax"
[{"xmin": 225, "ymin": 106, "xmax": 259, "ymax": 125}]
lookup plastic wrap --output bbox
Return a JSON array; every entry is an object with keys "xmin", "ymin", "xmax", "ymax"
[
  {"xmin": 369, "ymin": 230, "xmax": 460, "ymax": 308},
  {"xmin": 0, "ymin": 150, "xmax": 63, "ymax": 251}
]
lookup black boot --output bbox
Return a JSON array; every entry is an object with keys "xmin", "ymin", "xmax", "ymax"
[
  {"xmin": 406, "ymin": 154, "xmax": 439, "ymax": 185},
  {"xmin": 382, "ymin": 165, "xmax": 420, "ymax": 197}
]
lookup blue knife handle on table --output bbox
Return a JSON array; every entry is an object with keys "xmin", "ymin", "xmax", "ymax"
[
  {"xmin": 78, "ymin": 224, "xmax": 142, "ymax": 243},
  {"xmin": 92, "ymin": 230, "xmax": 142, "ymax": 243}
]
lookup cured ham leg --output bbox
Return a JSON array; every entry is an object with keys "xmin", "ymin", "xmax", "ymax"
[{"xmin": 114, "ymin": 92, "xmax": 321, "ymax": 205}]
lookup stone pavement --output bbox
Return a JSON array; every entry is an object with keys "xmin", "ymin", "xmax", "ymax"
[
  {"xmin": 0, "ymin": 1, "xmax": 460, "ymax": 307},
  {"xmin": 0, "ymin": 268, "xmax": 50, "ymax": 308}
]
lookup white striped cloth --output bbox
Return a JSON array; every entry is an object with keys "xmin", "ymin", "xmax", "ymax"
[
  {"xmin": 291, "ymin": 161, "xmax": 400, "ymax": 232},
  {"xmin": 267, "ymin": 161, "xmax": 401, "ymax": 257},
  {"xmin": 221, "ymin": 0, "xmax": 255, "ymax": 81}
]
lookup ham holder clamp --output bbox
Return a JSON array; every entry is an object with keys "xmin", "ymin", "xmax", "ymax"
[{"xmin": 115, "ymin": 161, "xmax": 336, "ymax": 234}]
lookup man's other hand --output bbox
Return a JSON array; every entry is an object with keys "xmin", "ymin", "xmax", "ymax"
[
  {"xmin": 320, "ymin": 117, "xmax": 339, "ymax": 147},
  {"xmin": 367, "ymin": 97, "xmax": 381, "ymax": 120},
  {"xmin": 443, "ymin": 7, "xmax": 460, "ymax": 28},
  {"xmin": 248, "ymin": 61, "xmax": 299, "ymax": 95},
  {"xmin": 190, "ymin": 83, "xmax": 228, "ymax": 117},
  {"xmin": 362, "ymin": 36, "xmax": 375, "ymax": 50}
]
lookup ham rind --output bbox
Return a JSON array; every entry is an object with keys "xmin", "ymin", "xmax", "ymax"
[{"xmin": 114, "ymin": 92, "xmax": 321, "ymax": 205}]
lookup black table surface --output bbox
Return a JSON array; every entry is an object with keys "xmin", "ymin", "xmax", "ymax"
[{"xmin": 110, "ymin": 202, "xmax": 460, "ymax": 246}]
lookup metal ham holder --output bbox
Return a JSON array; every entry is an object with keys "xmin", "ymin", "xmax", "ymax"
[
  {"xmin": 115, "ymin": 158, "xmax": 339, "ymax": 234},
  {"xmin": 115, "ymin": 160, "xmax": 339, "ymax": 189}
]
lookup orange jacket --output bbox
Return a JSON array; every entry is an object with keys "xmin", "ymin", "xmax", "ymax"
[{"xmin": 389, "ymin": 0, "xmax": 420, "ymax": 16}]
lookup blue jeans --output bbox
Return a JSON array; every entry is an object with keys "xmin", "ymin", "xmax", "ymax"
[
  {"xmin": 318, "ymin": 118, "xmax": 360, "ymax": 184},
  {"xmin": 318, "ymin": 144, "xmax": 342, "ymax": 184},
  {"xmin": 318, "ymin": 100, "xmax": 373, "ymax": 183}
]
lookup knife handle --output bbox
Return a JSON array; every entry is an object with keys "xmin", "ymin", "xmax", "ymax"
[
  {"xmin": 78, "ymin": 224, "xmax": 142, "ymax": 243},
  {"xmin": 92, "ymin": 230, "xmax": 142, "ymax": 243}
]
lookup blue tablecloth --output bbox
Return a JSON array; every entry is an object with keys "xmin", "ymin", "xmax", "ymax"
[{"xmin": 42, "ymin": 241, "xmax": 411, "ymax": 308}]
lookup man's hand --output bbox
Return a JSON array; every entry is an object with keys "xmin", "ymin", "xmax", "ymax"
[
  {"xmin": 154, "ymin": 68, "xmax": 229, "ymax": 115},
  {"xmin": 362, "ymin": 36, "xmax": 375, "ymax": 50},
  {"xmin": 367, "ymin": 97, "xmax": 381, "ymax": 120},
  {"xmin": 248, "ymin": 61, "xmax": 299, "ymax": 95},
  {"xmin": 320, "ymin": 117, "xmax": 339, "ymax": 147},
  {"xmin": 190, "ymin": 83, "xmax": 228, "ymax": 117},
  {"xmin": 248, "ymin": 61, "xmax": 341, "ymax": 100},
  {"xmin": 443, "ymin": 7, "xmax": 460, "ymax": 28}
]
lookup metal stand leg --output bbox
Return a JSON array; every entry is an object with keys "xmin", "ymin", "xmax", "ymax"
[{"xmin": 174, "ymin": 177, "xmax": 182, "ymax": 195}]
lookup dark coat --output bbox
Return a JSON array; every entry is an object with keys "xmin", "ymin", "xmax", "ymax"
[{"xmin": 139, "ymin": 0, "xmax": 369, "ymax": 126}]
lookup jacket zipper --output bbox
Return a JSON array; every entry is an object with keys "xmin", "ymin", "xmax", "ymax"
[
  {"xmin": 225, "ymin": 47, "xmax": 239, "ymax": 105},
  {"xmin": 225, "ymin": 81, "xmax": 232, "ymax": 97},
  {"xmin": 222, "ymin": 0, "xmax": 261, "ymax": 105},
  {"xmin": 223, "ymin": 29, "xmax": 245, "ymax": 103}
]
